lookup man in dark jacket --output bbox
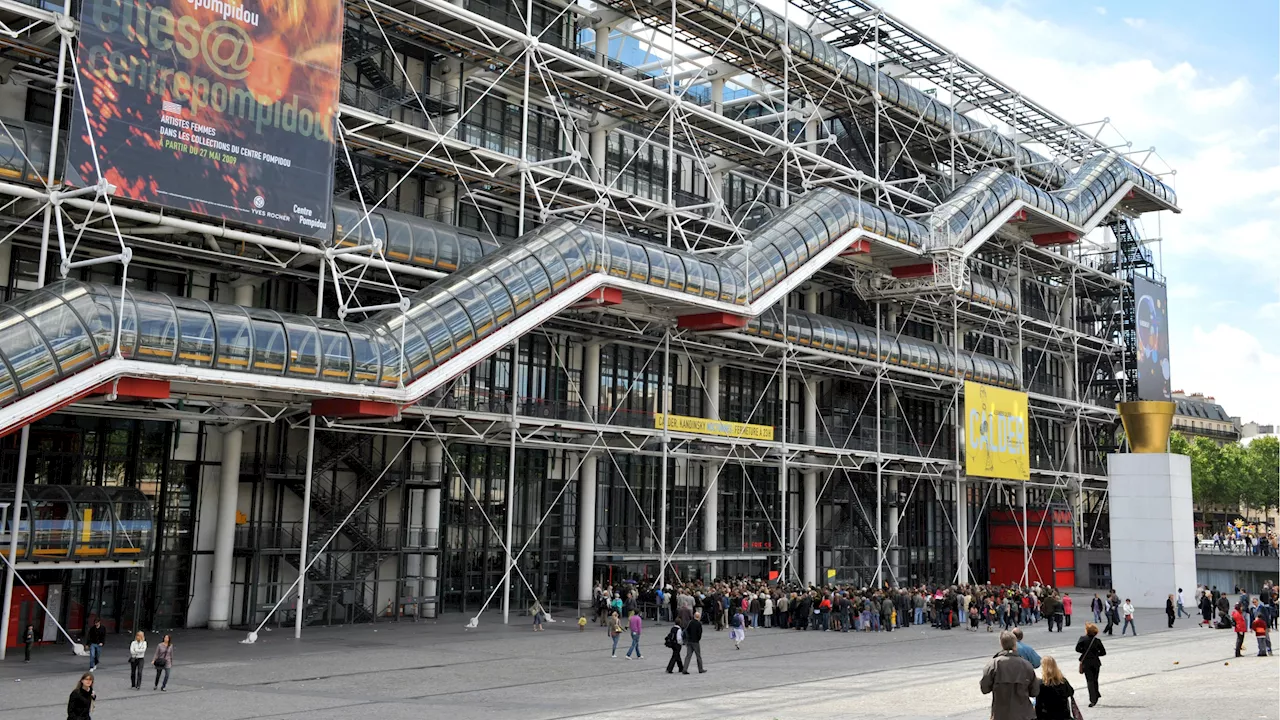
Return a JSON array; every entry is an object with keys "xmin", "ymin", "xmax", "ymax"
[
  {"xmin": 86, "ymin": 619, "xmax": 106, "ymax": 671},
  {"xmin": 681, "ymin": 610, "xmax": 705, "ymax": 674},
  {"xmin": 702, "ymin": 593, "xmax": 718, "ymax": 631},
  {"xmin": 1043, "ymin": 594, "xmax": 1062, "ymax": 632},
  {"xmin": 881, "ymin": 595, "xmax": 895, "ymax": 632},
  {"xmin": 795, "ymin": 593, "xmax": 812, "ymax": 630},
  {"xmin": 980, "ymin": 631, "xmax": 1040, "ymax": 720},
  {"xmin": 664, "ymin": 619, "xmax": 686, "ymax": 674},
  {"xmin": 23, "ymin": 624, "xmax": 34, "ymax": 662}
]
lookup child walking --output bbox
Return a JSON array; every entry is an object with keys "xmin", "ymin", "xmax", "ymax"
[{"xmin": 1254, "ymin": 613, "xmax": 1273, "ymax": 656}]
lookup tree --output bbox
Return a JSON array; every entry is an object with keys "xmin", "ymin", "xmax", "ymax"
[
  {"xmin": 1170, "ymin": 430, "xmax": 1280, "ymax": 519},
  {"xmin": 1243, "ymin": 436, "xmax": 1279, "ymax": 512}
]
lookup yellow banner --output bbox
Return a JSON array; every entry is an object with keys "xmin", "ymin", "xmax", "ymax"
[
  {"xmin": 964, "ymin": 381, "xmax": 1029, "ymax": 481},
  {"xmin": 654, "ymin": 413, "xmax": 775, "ymax": 441}
]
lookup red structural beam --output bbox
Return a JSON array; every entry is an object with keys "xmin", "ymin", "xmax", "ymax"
[
  {"xmin": 1008, "ymin": 209, "xmax": 1028, "ymax": 223},
  {"xmin": 890, "ymin": 263, "xmax": 935, "ymax": 279},
  {"xmin": 1032, "ymin": 231, "xmax": 1079, "ymax": 247},
  {"xmin": 840, "ymin": 239, "xmax": 871, "ymax": 256},
  {"xmin": 676, "ymin": 312, "xmax": 747, "ymax": 331},
  {"xmin": 90, "ymin": 378, "xmax": 171, "ymax": 401},
  {"xmin": 311, "ymin": 399, "xmax": 401, "ymax": 419},
  {"xmin": 573, "ymin": 287, "xmax": 623, "ymax": 307}
]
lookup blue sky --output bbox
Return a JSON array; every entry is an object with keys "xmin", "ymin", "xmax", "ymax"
[{"xmin": 873, "ymin": 0, "xmax": 1280, "ymax": 423}]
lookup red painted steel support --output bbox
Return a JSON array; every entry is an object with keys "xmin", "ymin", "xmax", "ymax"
[
  {"xmin": 676, "ymin": 312, "xmax": 748, "ymax": 331},
  {"xmin": 890, "ymin": 263, "xmax": 935, "ymax": 279},
  {"xmin": 311, "ymin": 399, "xmax": 402, "ymax": 419}
]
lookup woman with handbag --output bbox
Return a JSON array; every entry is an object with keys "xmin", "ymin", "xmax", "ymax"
[
  {"xmin": 607, "ymin": 611, "xmax": 623, "ymax": 658},
  {"xmin": 1034, "ymin": 656, "xmax": 1077, "ymax": 719},
  {"xmin": 67, "ymin": 672, "xmax": 96, "ymax": 720},
  {"xmin": 1075, "ymin": 622, "xmax": 1107, "ymax": 708},
  {"xmin": 128, "ymin": 631, "xmax": 147, "ymax": 690},
  {"xmin": 152, "ymin": 635, "xmax": 174, "ymax": 691}
]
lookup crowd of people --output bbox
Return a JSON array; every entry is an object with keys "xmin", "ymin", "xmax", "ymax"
[
  {"xmin": 587, "ymin": 574, "xmax": 1276, "ymax": 716},
  {"xmin": 594, "ymin": 578, "xmax": 1098, "ymax": 640},
  {"xmin": 1191, "ymin": 581, "xmax": 1277, "ymax": 658},
  {"xmin": 1198, "ymin": 522, "xmax": 1277, "ymax": 556}
]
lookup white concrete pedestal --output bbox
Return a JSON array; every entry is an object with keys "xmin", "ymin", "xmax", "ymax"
[{"xmin": 1106, "ymin": 453, "xmax": 1196, "ymax": 609}]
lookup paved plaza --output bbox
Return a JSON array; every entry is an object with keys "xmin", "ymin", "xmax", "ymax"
[{"xmin": 2, "ymin": 606, "xmax": 1275, "ymax": 719}]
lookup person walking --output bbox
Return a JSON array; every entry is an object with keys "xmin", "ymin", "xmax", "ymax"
[
  {"xmin": 86, "ymin": 619, "xmax": 106, "ymax": 671},
  {"xmin": 1013, "ymin": 627, "xmax": 1040, "ymax": 669},
  {"xmin": 980, "ymin": 630, "xmax": 1040, "ymax": 720},
  {"xmin": 1232, "ymin": 603, "xmax": 1247, "ymax": 658},
  {"xmin": 625, "ymin": 609, "xmax": 643, "ymax": 659},
  {"xmin": 128, "ymin": 631, "xmax": 147, "ymax": 690},
  {"xmin": 67, "ymin": 672, "xmax": 96, "ymax": 720},
  {"xmin": 1075, "ymin": 622, "xmax": 1107, "ymax": 707},
  {"xmin": 1199, "ymin": 590, "xmax": 1214, "ymax": 627},
  {"xmin": 1062, "ymin": 593, "xmax": 1072, "ymax": 628},
  {"xmin": 729, "ymin": 608, "xmax": 746, "ymax": 649},
  {"xmin": 1090, "ymin": 594, "xmax": 1102, "ymax": 624},
  {"xmin": 1033, "ymin": 656, "xmax": 1076, "ymax": 720},
  {"xmin": 1166, "ymin": 594, "xmax": 1176, "ymax": 628},
  {"xmin": 530, "ymin": 600, "xmax": 546, "ymax": 632},
  {"xmin": 1121, "ymin": 598, "xmax": 1137, "ymax": 636},
  {"xmin": 22, "ymin": 623, "xmax": 34, "ymax": 663},
  {"xmin": 663, "ymin": 620, "xmax": 685, "ymax": 673},
  {"xmin": 681, "ymin": 609, "xmax": 706, "ymax": 674},
  {"xmin": 152, "ymin": 635, "xmax": 174, "ymax": 691},
  {"xmin": 1176, "ymin": 588, "xmax": 1190, "ymax": 619},
  {"xmin": 608, "ymin": 610, "xmax": 623, "ymax": 658}
]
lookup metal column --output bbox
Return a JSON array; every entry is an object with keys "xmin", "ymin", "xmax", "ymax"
[
  {"xmin": 702, "ymin": 363, "xmax": 720, "ymax": 579},
  {"xmin": 209, "ymin": 283, "xmax": 255, "ymax": 629},
  {"xmin": 576, "ymin": 342, "xmax": 600, "ymax": 610}
]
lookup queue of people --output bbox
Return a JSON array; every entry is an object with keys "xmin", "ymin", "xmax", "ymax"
[{"xmin": 593, "ymin": 578, "xmax": 1089, "ymax": 638}]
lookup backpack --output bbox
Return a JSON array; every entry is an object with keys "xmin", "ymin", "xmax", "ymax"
[
  {"xmin": 730, "ymin": 613, "xmax": 742, "ymax": 628},
  {"xmin": 664, "ymin": 625, "xmax": 681, "ymax": 649}
]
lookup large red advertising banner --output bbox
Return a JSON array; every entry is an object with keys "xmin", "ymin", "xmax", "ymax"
[{"xmin": 66, "ymin": 0, "xmax": 343, "ymax": 239}]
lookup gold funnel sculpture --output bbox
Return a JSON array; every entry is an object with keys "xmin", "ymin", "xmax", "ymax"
[{"xmin": 1118, "ymin": 401, "xmax": 1176, "ymax": 453}]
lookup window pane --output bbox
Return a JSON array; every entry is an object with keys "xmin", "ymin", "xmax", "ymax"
[
  {"xmin": 214, "ymin": 308, "xmax": 252, "ymax": 371},
  {"xmin": 285, "ymin": 320, "xmax": 320, "ymax": 376},
  {"xmin": 133, "ymin": 297, "xmax": 177, "ymax": 362},
  {"xmin": 174, "ymin": 306, "xmax": 215, "ymax": 367},
  {"xmin": 249, "ymin": 315, "xmax": 286, "ymax": 375},
  {"xmin": 348, "ymin": 328, "xmax": 381, "ymax": 385},
  {"xmin": 318, "ymin": 326, "xmax": 352, "ymax": 381}
]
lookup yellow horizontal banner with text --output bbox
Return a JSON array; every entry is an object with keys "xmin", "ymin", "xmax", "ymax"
[{"xmin": 654, "ymin": 413, "xmax": 775, "ymax": 441}]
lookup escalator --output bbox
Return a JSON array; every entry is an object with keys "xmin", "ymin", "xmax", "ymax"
[{"xmin": 0, "ymin": 141, "xmax": 1176, "ymax": 437}]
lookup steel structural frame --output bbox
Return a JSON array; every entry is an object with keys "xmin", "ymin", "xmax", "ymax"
[{"xmin": 0, "ymin": 0, "xmax": 1169, "ymax": 628}]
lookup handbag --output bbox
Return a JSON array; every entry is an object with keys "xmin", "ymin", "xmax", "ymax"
[{"xmin": 1070, "ymin": 697, "xmax": 1085, "ymax": 720}]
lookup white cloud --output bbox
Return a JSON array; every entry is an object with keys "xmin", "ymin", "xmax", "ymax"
[
  {"xmin": 1172, "ymin": 325, "xmax": 1280, "ymax": 424},
  {"xmin": 1123, "ymin": 17, "xmax": 1146, "ymax": 29},
  {"xmin": 1094, "ymin": 6, "xmax": 1107, "ymax": 15}
]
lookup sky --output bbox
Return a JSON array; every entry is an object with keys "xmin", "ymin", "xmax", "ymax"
[{"xmin": 868, "ymin": 0, "xmax": 1280, "ymax": 424}]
